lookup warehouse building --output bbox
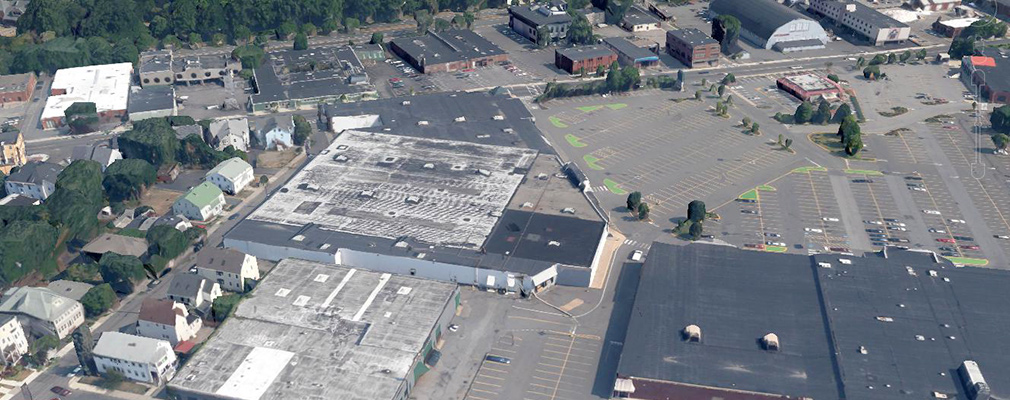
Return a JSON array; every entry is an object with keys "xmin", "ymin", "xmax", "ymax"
[
  {"xmin": 933, "ymin": 17, "xmax": 980, "ymax": 38},
  {"xmin": 961, "ymin": 48, "xmax": 1010, "ymax": 104},
  {"xmin": 709, "ymin": 0, "xmax": 828, "ymax": 52},
  {"xmin": 249, "ymin": 46, "xmax": 377, "ymax": 112},
  {"xmin": 809, "ymin": 0, "xmax": 910, "ymax": 46},
  {"xmin": 127, "ymin": 85, "xmax": 176, "ymax": 122},
  {"xmin": 555, "ymin": 46, "xmax": 618, "ymax": 74},
  {"xmin": 620, "ymin": 5, "xmax": 662, "ymax": 32},
  {"xmin": 41, "ymin": 63, "xmax": 132, "ymax": 129},
  {"xmin": 776, "ymin": 73, "xmax": 844, "ymax": 102},
  {"xmin": 508, "ymin": 1, "xmax": 572, "ymax": 44},
  {"xmin": 168, "ymin": 258, "xmax": 459, "ymax": 400},
  {"xmin": 138, "ymin": 50, "xmax": 241, "ymax": 87},
  {"xmin": 389, "ymin": 30, "xmax": 506, "ymax": 74},
  {"xmin": 665, "ymin": 28, "xmax": 720, "ymax": 68},
  {"xmin": 615, "ymin": 242, "xmax": 1010, "ymax": 399},
  {"xmin": 603, "ymin": 37, "xmax": 660, "ymax": 69}
]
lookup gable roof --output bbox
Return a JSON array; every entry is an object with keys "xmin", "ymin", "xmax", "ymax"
[
  {"xmin": 139, "ymin": 298, "xmax": 184, "ymax": 326},
  {"xmin": 710, "ymin": 0, "xmax": 813, "ymax": 40},
  {"xmin": 45, "ymin": 280, "xmax": 94, "ymax": 302},
  {"xmin": 94, "ymin": 332, "xmax": 173, "ymax": 364},
  {"xmin": 208, "ymin": 118, "xmax": 249, "ymax": 141},
  {"xmin": 179, "ymin": 182, "xmax": 223, "ymax": 208},
  {"xmin": 168, "ymin": 274, "xmax": 206, "ymax": 299},
  {"xmin": 0, "ymin": 286, "xmax": 80, "ymax": 323},
  {"xmin": 262, "ymin": 115, "xmax": 294, "ymax": 134},
  {"xmin": 81, "ymin": 233, "xmax": 149, "ymax": 258},
  {"xmin": 71, "ymin": 145, "xmax": 121, "ymax": 166},
  {"xmin": 206, "ymin": 157, "xmax": 252, "ymax": 181},
  {"xmin": 196, "ymin": 247, "xmax": 249, "ymax": 274},
  {"xmin": 7, "ymin": 161, "xmax": 63, "ymax": 186}
]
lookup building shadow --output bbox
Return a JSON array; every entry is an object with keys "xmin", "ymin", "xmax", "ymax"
[{"xmin": 590, "ymin": 261, "xmax": 642, "ymax": 397}]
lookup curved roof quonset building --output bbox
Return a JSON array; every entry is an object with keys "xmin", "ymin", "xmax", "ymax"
[{"xmin": 710, "ymin": 0, "xmax": 828, "ymax": 52}]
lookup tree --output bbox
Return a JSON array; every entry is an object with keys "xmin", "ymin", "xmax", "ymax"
[
  {"xmin": 293, "ymin": 33, "xmax": 308, "ymax": 50},
  {"xmin": 777, "ymin": 133, "xmax": 784, "ymax": 145},
  {"xmin": 370, "ymin": 32, "xmax": 384, "ymax": 45},
  {"xmin": 118, "ymin": 118, "xmax": 178, "ymax": 168},
  {"xmin": 827, "ymin": 74, "xmax": 840, "ymax": 83},
  {"xmin": 833, "ymin": 103, "xmax": 852, "ymax": 123},
  {"xmin": 689, "ymin": 220, "xmax": 703, "ymax": 239},
  {"xmin": 863, "ymin": 65, "xmax": 881, "ymax": 80},
  {"xmin": 794, "ymin": 101, "xmax": 814, "ymax": 124},
  {"xmin": 695, "ymin": 90, "xmax": 702, "ymax": 101},
  {"xmin": 637, "ymin": 203, "xmax": 649, "ymax": 220},
  {"xmin": 845, "ymin": 133, "xmax": 863, "ymax": 156},
  {"xmin": 0, "ymin": 220, "xmax": 60, "ymax": 285},
  {"xmin": 783, "ymin": 138, "xmax": 793, "ymax": 151},
  {"xmin": 102, "ymin": 159, "xmax": 155, "ymax": 202},
  {"xmin": 80, "ymin": 283, "xmax": 116, "ymax": 317},
  {"xmin": 687, "ymin": 200, "xmax": 706, "ymax": 222},
  {"xmin": 259, "ymin": 175, "xmax": 269, "ymax": 186},
  {"xmin": 146, "ymin": 225, "xmax": 188, "ymax": 259},
  {"xmin": 856, "ymin": 56, "xmax": 866, "ymax": 67},
  {"xmin": 887, "ymin": 53, "xmax": 897, "ymax": 64},
  {"xmin": 99, "ymin": 252, "xmax": 145, "ymax": 294},
  {"xmin": 991, "ymin": 105, "xmax": 1010, "ymax": 133},
  {"xmin": 917, "ymin": 48, "xmax": 927, "ymax": 60},
  {"xmin": 812, "ymin": 100, "xmax": 832, "ymax": 125},
  {"xmin": 65, "ymin": 102, "xmax": 99, "ymax": 134},
  {"xmin": 838, "ymin": 115, "xmax": 862, "ymax": 156},
  {"xmin": 900, "ymin": 50, "xmax": 912, "ymax": 63},
  {"xmin": 701, "ymin": 78, "xmax": 708, "ymax": 87},
  {"xmin": 721, "ymin": 73, "xmax": 736, "ymax": 85},
  {"xmin": 46, "ymin": 160, "xmax": 104, "ymax": 240},
  {"xmin": 993, "ymin": 133, "xmax": 1010, "ymax": 153},
  {"xmin": 212, "ymin": 293, "xmax": 242, "ymax": 321},
  {"xmin": 344, "ymin": 18, "xmax": 360, "ymax": 33},
  {"xmin": 626, "ymin": 191, "xmax": 642, "ymax": 211},
  {"xmin": 717, "ymin": 84, "xmax": 726, "ymax": 97},
  {"xmin": 536, "ymin": 25, "xmax": 551, "ymax": 47},
  {"xmin": 28, "ymin": 334, "xmax": 58, "ymax": 366},
  {"xmin": 870, "ymin": 54, "xmax": 887, "ymax": 65},
  {"xmin": 432, "ymin": 18, "xmax": 452, "ymax": 32},
  {"xmin": 596, "ymin": 64, "xmax": 606, "ymax": 77},
  {"xmin": 750, "ymin": 123, "xmax": 760, "ymax": 135},
  {"xmin": 101, "ymin": 370, "xmax": 124, "ymax": 389},
  {"xmin": 742, "ymin": 117, "xmax": 751, "ymax": 127},
  {"xmin": 712, "ymin": 15, "xmax": 741, "ymax": 53},
  {"xmin": 293, "ymin": 115, "xmax": 312, "ymax": 146},
  {"xmin": 567, "ymin": 13, "xmax": 595, "ymax": 45}
]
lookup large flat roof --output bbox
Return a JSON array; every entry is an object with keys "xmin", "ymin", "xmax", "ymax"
[
  {"xmin": 556, "ymin": 45, "xmax": 617, "ymax": 62},
  {"xmin": 390, "ymin": 30, "xmax": 504, "ymax": 65},
  {"xmin": 127, "ymin": 85, "xmax": 175, "ymax": 114},
  {"xmin": 0, "ymin": 73, "xmax": 33, "ymax": 94},
  {"xmin": 168, "ymin": 259, "xmax": 457, "ymax": 400},
  {"xmin": 251, "ymin": 46, "xmax": 374, "ymax": 105},
  {"xmin": 43, "ymin": 63, "xmax": 132, "ymax": 120},
  {"xmin": 248, "ymin": 130, "xmax": 537, "ymax": 247},
  {"xmin": 324, "ymin": 91, "xmax": 553, "ymax": 153},
  {"xmin": 619, "ymin": 243, "xmax": 1010, "ymax": 399}
]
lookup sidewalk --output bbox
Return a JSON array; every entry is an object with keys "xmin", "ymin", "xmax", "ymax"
[{"xmin": 66, "ymin": 376, "xmax": 157, "ymax": 400}]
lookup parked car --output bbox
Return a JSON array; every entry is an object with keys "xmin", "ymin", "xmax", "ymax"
[
  {"xmin": 764, "ymin": 232, "xmax": 781, "ymax": 238},
  {"xmin": 741, "ymin": 209, "xmax": 758, "ymax": 214},
  {"xmin": 51, "ymin": 387, "xmax": 71, "ymax": 396},
  {"xmin": 805, "ymin": 228, "xmax": 823, "ymax": 233},
  {"xmin": 929, "ymin": 228, "xmax": 946, "ymax": 234},
  {"xmin": 961, "ymin": 245, "xmax": 980, "ymax": 250},
  {"xmin": 922, "ymin": 210, "xmax": 941, "ymax": 215},
  {"xmin": 147, "ymin": 279, "xmax": 162, "ymax": 288},
  {"xmin": 765, "ymin": 241, "xmax": 786, "ymax": 247},
  {"xmin": 822, "ymin": 217, "xmax": 839, "ymax": 222},
  {"xmin": 995, "ymin": 235, "xmax": 1010, "ymax": 240},
  {"xmin": 485, "ymin": 355, "xmax": 511, "ymax": 364},
  {"xmin": 886, "ymin": 222, "xmax": 906, "ymax": 227},
  {"xmin": 189, "ymin": 264, "xmax": 198, "ymax": 273},
  {"xmin": 937, "ymin": 238, "xmax": 955, "ymax": 243},
  {"xmin": 948, "ymin": 219, "xmax": 967, "ymax": 224},
  {"xmin": 887, "ymin": 226, "xmax": 907, "ymax": 232},
  {"xmin": 864, "ymin": 220, "xmax": 883, "ymax": 225},
  {"xmin": 852, "ymin": 179, "xmax": 874, "ymax": 183},
  {"xmin": 952, "ymin": 236, "xmax": 974, "ymax": 242},
  {"xmin": 883, "ymin": 218, "xmax": 900, "ymax": 222},
  {"xmin": 630, "ymin": 250, "xmax": 643, "ymax": 261},
  {"xmin": 905, "ymin": 176, "xmax": 923, "ymax": 181},
  {"xmin": 866, "ymin": 228, "xmax": 885, "ymax": 233}
]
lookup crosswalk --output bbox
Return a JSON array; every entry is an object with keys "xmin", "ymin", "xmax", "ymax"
[{"xmin": 623, "ymin": 239, "xmax": 651, "ymax": 250}]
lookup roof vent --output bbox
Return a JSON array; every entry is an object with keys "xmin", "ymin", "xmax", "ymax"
[
  {"xmin": 521, "ymin": 202, "xmax": 534, "ymax": 208},
  {"xmin": 859, "ymin": 345, "xmax": 868, "ymax": 354},
  {"xmin": 493, "ymin": 115, "xmax": 505, "ymax": 121},
  {"xmin": 845, "ymin": 3, "xmax": 857, "ymax": 12},
  {"xmin": 489, "ymin": 210, "xmax": 503, "ymax": 217},
  {"xmin": 476, "ymin": 169, "xmax": 492, "ymax": 177},
  {"xmin": 416, "ymin": 253, "xmax": 426, "ymax": 259},
  {"xmin": 683, "ymin": 325, "xmax": 701, "ymax": 342},
  {"xmin": 423, "ymin": 163, "xmax": 435, "ymax": 169},
  {"xmin": 929, "ymin": 270, "xmax": 938, "ymax": 277},
  {"xmin": 417, "ymin": 120, "xmax": 429, "ymax": 126},
  {"xmin": 503, "ymin": 128, "xmax": 514, "ymax": 134},
  {"xmin": 402, "ymin": 100, "xmax": 411, "ymax": 106},
  {"xmin": 360, "ymin": 190, "xmax": 375, "ymax": 198},
  {"xmin": 291, "ymin": 235, "xmax": 306, "ymax": 242},
  {"xmin": 839, "ymin": 258, "xmax": 852, "ymax": 265},
  {"xmin": 394, "ymin": 241, "xmax": 409, "ymax": 248},
  {"xmin": 762, "ymin": 333, "xmax": 780, "ymax": 351},
  {"xmin": 818, "ymin": 262, "xmax": 832, "ymax": 268},
  {"xmin": 906, "ymin": 266, "xmax": 917, "ymax": 276},
  {"xmin": 548, "ymin": 240, "xmax": 561, "ymax": 247},
  {"xmin": 334, "ymin": 154, "xmax": 349, "ymax": 162},
  {"xmin": 876, "ymin": 316, "xmax": 894, "ymax": 322},
  {"xmin": 319, "ymin": 243, "xmax": 331, "ymax": 250},
  {"xmin": 561, "ymin": 207, "xmax": 576, "ymax": 214},
  {"xmin": 454, "ymin": 116, "xmax": 466, "ymax": 122},
  {"xmin": 406, "ymin": 195, "xmax": 421, "ymax": 204}
]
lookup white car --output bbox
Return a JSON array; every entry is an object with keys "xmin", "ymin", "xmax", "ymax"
[
  {"xmin": 766, "ymin": 241, "xmax": 787, "ymax": 247},
  {"xmin": 948, "ymin": 219, "xmax": 967, "ymax": 224},
  {"xmin": 995, "ymin": 235, "xmax": 1010, "ymax": 240},
  {"xmin": 864, "ymin": 220, "xmax": 883, "ymax": 225},
  {"xmin": 887, "ymin": 227, "xmax": 907, "ymax": 232},
  {"xmin": 910, "ymin": 187, "xmax": 927, "ymax": 192},
  {"xmin": 805, "ymin": 227, "xmax": 823, "ymax": 233},
  {"xmin": 887, "ymin": 222, "xmax": 906, "ymax": 227},
  {"xmin": 929, "ymin": 228, "xmax": 946, "ymax": 234},
  {"xmin": 923, "ymin": 210, "xmax": 941, "ymax": 215},
  {"xmin": 822, "ymin": 217, "xmax": 840, "ymax": 222},
  {"xmin": 631, "ymin": 250, "xmax": 644, "ymax": 261}
]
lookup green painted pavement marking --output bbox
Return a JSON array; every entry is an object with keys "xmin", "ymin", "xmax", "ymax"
[
  {"xmin": 764, "ymin": 245, "xmax": 788, "ymax": 253},
  {"xmin": 576, "ymin": 105, "xmax": 604, "ymax": 113},
  {"xmin": 844, "ymin": 169, "xmax": 883, "ymax": 176},
  {"xmin": 564, "ymin": 134, "xmax": 587, "ymax": 148},
  {"xmin": 605, "ymin": 103, "xmax": 628, "ymax": 110},
  {"xmin": 739, "ymin": 189, "xmax": 758, "ymax": 200},
  {"xmin": 603, "ymin": 179, "xmax": 626, "ymax": 195},
  {"xmin": 549, "ymin": 115, "xmax": 568, "ymax": 128},
  {"xmin": 792, "ymin": 166, "xmax": 828, "ymax": 173},
  {"xmin": 757, "ymin": 184, "xmax": 776, "ymax": 192},
  {"xmin": 946, "ymin": 257, "xmax": 989, "ymax": 266},
  {"xmin": 583, "ymin": 154, "xmax": 604, "ymax": 170}
]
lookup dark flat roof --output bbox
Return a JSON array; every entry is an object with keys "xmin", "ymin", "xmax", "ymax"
[
  {"xmin": 556, "ymin": 46, "xmax": 617, "ymax": 62},
  {"xmin": 127, "ymin": 86, "xmax": 175, "ymax": 113},
  {"xmin": 827, "ymin": 0, "xmax": 909, "ymax": 29},
  {"xmin": 666, "ymin": 28, "xmax": 718, "ymax": 46},
  {"xmin": 603, "ymin": 37, "xmax": 658, "ymax": 61},
  {"xmin": 390, "ymin": 30, "xmax": 504, "ymax": 65},
  {"xmin": 622, "ymin": 6, "xmax": 660, "ymax": 26},
  {"xmin": 965, "ymin": 47, "xmax": 1010, "ymax": 95},
  {"xmin": 484, "ymin": 209, "xmax": 606, "ymax": 268},
  {"xmin": 324, "ymin": 91, "xmax": 553, "ymax": 153},
  {"xmin": 620, "ymin": 243, "xmax": 1010, "ymax": 399},
  {"xmin": 509, "ymin": 4, "xmax": 573, "ymax": 27},
  {"xmin": 251, "ymin": 46, "xmax": 373, "ymax": 105}
]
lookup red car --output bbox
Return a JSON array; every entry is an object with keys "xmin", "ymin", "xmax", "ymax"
[
  {"xmin": 960, "ymin": 245, "xmax": 980, "ymax": 250},
  {"xmin": 388, "ymin": 78, "xmax": 401, "ymax": 83},
  {"xmin": 50, "ymin": 386, "xmax": 71, "ymax": 396},
  {"xmin": 937, "ymin": 238, "xmax": 955, "ymax": 243}
]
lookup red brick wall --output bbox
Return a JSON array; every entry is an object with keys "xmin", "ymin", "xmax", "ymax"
[{"xmin": 0, "ymin": 74, "xmax": 35, "ymax": 105}]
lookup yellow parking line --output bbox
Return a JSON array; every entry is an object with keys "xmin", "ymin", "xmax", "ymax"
[
  {"xmin": 469, "ymin": 388, "xmax": 498, "ymax": 395},
  {"xmin": 491, "ymin": 347, "xmax": 517, "ymax": 353},
  {"xmin": 478, "ymin": 373, "xmax": 505, "ymax": 381},
  {"xmin": 474, "ymin": 380, "xmax": 503, "ymax": 388},
  {"xmin": 481, "ymin": 366, "xmax": 509, "ymax": 374},
  {"xmin": 508, "ymin": 315, "xmax": 571, "ymax": 326}
]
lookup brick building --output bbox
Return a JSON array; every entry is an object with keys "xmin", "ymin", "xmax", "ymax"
[
  {"xmin": 665, "ymin": 28, "xmax": 720, "ymax": 68},
  {"xmin": 41, "ymin": 63, "xmax": 132, "ymax": 130},
  {"xmin": 776, "ymin": 74, "xmax": 844, "ymax": 102},
  {"xmin": 0, "ymin": 73, "xmax": 34, "ymax": 106},
  {"xmin": 555, "ymin": 46, "xmax": 618, "ymax": 74},
  {"xmin": 389, "ymin": 30, "xmax": 507, "ymax": 74}
]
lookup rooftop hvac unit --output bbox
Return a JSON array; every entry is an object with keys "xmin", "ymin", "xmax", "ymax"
[
  {"xmin": 493, "ymin": 115, "xmax": 505, "ymax": 120},
  {"xmin": 561, "ymin": 207, "xmax": 576, "ymax": 214},
  {"xmin": 683, "ymin": 325, "xmax": 701, "ymax": 342},
  {"xmin": 405, "ymin": 195, "xmax": 421, "ymax": 204},
  {"xmin": 402, "ymin": 101, "xmax": 411, "ymax": 106},
  {"xmin": 476, "ymin": 169, "xmax": 492, "ymax": 177},
  {"xmin": 959, "ymin": 360, "xmax": 991, "ymax": 400},
  {"xmin": 454, "ymin": 116, "xmax": 466, "ymax": 122},
  {"xmin": 417, "ymin": 120, "xmax": 429, "ymax": 126},
  {"xmin": 548, "ymin": 241, "xmax": 561, "ymax": 247},
  {"xmin": 762, "ymin": 333, "xmax": 780, "ymax": 351}
]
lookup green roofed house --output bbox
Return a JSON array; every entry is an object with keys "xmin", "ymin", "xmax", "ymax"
[{"xmin": 172, "ymin": 182, "xmax": 226, "ymax": 221}]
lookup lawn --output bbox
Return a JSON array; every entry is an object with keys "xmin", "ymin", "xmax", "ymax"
[
  {"xmin": 738, "ymin": 189, "xmax": 758, "ymax": 200},
  {"xmin": 764, "ymin": 245, "xmax": 788, "ymax": 253},
  {"xmin": 791, "ymin": 166, "xmax": 828, "ymax": 174},
  {"xmin": 757, "ymin": 184, "xmax": 776, "ymax": 192},
  {"xmin": 564, "ymin": 134, "xmax": 587, "ymax": 148},
  {"xmin": 548, "ymin": 115, "xmax": 568, "ymax": 128},
  {"xmin": 603, "ymin": 179, "xmax": 626, "ymax": 195},
  {"xmin": 606, "ymin": 103, "xmax": 628, "ymax": 110},
  {"xmin": 583, "ymin": 154, "xmax": 604, "ymax": 170},
  {"xmin": 576, "ymin": 105, "xmax": 604, "ymax": 113},
  {"xmin": 116, "ymin": 228, "xmax": 146, "ymax": 238},
  {"xmin": 946, "ymin": 256, "xmax": 989, "ymax": 266},
  {"xmin": 844, "ymin": 169, "xmax": 883, "ymax": 176}
]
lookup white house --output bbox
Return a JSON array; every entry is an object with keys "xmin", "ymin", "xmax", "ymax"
[
  {"xmin": 3, "ymin": 161, "xmax": 63, "ymax": 201},
  {"xmin": 171, "ymin": 182, "xmax": 225, "ymax": 221},
  {"xmin": 136, "ymin": 298, "xmax": 201, "ymax": 346},
  {"xmin": 167, "ymin": 274, "xmax": 222, "ymax": 314},
  {"xmin": 0, "ymin": 316, "xmax": 28, "ymax": 366},
  {"xmin": 93, "ymin": 332, "xmax": 177, "ymax": 385},
  {"xmin": 205, "ymin": 157, "xmax": 254, "ymax": 195},
  {"xmin": 256, "ymin": 115, "xmax": 295, "ymax": 150},
  {"xmin": 0, "ymin": 286, "xmax": 85, "ymax": 340},
  {"xmin": 208, "ymin": 118, "xmax": 250, "ymax": 152},
  {"xmin": 196, "ymin": 248, "xmax": 259, "ymax": 293}
]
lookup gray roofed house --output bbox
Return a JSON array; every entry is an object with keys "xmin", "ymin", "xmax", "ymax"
[
  {"xmin": 70, "ymin": 144, "xmax": 122, "ymax": 171},
  {"xmin": 127, "ymin": 85, "xmax": 176, "ymax": 122},
  {"xmin": 709, "ymin": 0, "xmax": 828, "ymax": 52},
  {"xmin": 0, "ymin": 194, "xmax": 40, "ymax": 207},
  {"xmin": 0, "ymin": 0, "xmax": 28, "ymax": 24},
  {"xmin": 171, "ymin": 124, "xmax": 203, "ymax": 140},
  {"xmin": 508, "ymin": 2, "xmax": 573, "ymax": 43},
  {"xmin": 81, "ymin": 233, "xmax": 149, "ymax": 260},
  {"xmin": 167, "ymin": 274, "xmax": 221, "ymax": 313},
  {"xmin": 207, "ymin": 118, "xmax": 249, "ymax": 152},
  {"xmin": 254, "ymin": 115, "xmax": 295, "ymax": 150},
  {"xmin": 0, "ymin": 286, "xmax": 85, "ymax": 339},
  {"xmin": 45, "ymin": 280, "xmax": 94, "ymax": 302},
  {"xmin": 4, "ymin": 161, "xmax": 63, "ymax": 200}
]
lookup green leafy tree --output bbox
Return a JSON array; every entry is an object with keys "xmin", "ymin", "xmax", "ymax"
[
  {"xmin": 102, "ymin": 159, "xmax": 155, "ymax": 202},
  {"xmin": 712, "ymin": 15, "xmax": 740, "ymax": 53},
  {"xmin": 301, "ymin": 23, "xmax": 318, "ymax": 36},
  {"xmin": 742, "ymin": 117, "xmax": 751, "ymax": 127},
  {"xmin": 777, "ymin": 133, "xmax": 784, "ymax": 145},
  {"xmin": 433, "ymin": 18, "xmax": 452, "ymax": 32},
  {"xmin": 370, "ymin": 32, "xmax": 384, "ymax": 45},
  {"xmin": 637, "ymin": 202, "xmax": 649, "ymax": 220},
  {"xmin": 695, "ymin": 90, "xmax": 702, "ymax": 101},
  {"xmin": 827, "ymin": 74, "xmax": 840, "ymax": 82},
  {"xmin": 626, "ymin": 191, "xmax": 641, "ymax": 210},
  {"xmin": 887, "ymin": 53, "xmax": 897, "ymax": 64},
  {"xmin": 101, "ymin": 370, "xmax": 124, "ymax": 389},
  {"xmin": 863, "ymin": 65, "xmax": 881, "ymax": 80},
  {"xmin": 856, "ymin": 56, "xmax": 866, "ymax": 67},
  {"xmin": 750, "ymin": 122, "xmax": 760, "ymax": 135},
  {"xmin": 293, "ymin": 33, "xmax": 308, "ymax": 50},
  {"xmin": 833, "ymin": 103, "xmax": 852, "ymax": 123},
  {"xmin": 993, "ymin": 133, "xmax": 1010, "ymax": 153},
  {"xmin": 293, "ymin": 115, "xmax": 312, "ymax": 146},
  {"xmin": 838, "ymin": 115, "xmax": 862, "ymax": 156},
  {"xmin": 259, "ymin": 175, "xmax": 269, "ymax": 186},
  {"xmin": 721, "ymin": 73, "xmax": 735, "ymax": 85},
  {"xmin": 870, "ymin": 54, "xmax": 887, "ymax": 65},
  {"xmin": 717, "ymin": 84, "xmax": 726, "ymax": 97},
  {"xmin": 687, "ymin": 200, "xmax": 706, "ymax": 222},
  {"xmin": 212, "ymin": 293, "xmax": 242, "ymax": 321},
  {"xmin": 80, "ymin": 283, "xmax": 116, "ymax": 317},
  {"xmin": 689, "ymin": 220, "xmax": 703, "ymax": 239},
  {"xmin": 991, "ymin": 105, "xmax": 1010, "ymax": 133},
  {"xmin": 232, "ymin": 45, "xmax": 265, "ymax": 69},
  {"xmin": 28, "ymin": 334, "xmax": 58, "ymax": 366},
  {"xmin": 118, "ymin": 118, "xmax": 178, "ymax": 168},
  {"xmin": 344, "ymin": 18, "xmax": 360, "ymax": 33},
  {"xmin": 64, "ymin": 263, "xmax": 101, "ymax": 284},
  {"xmin": 415, "ymin": 10, "xmax": 433, "ymax": 33},
  {"xmin": 793, "ymin": 101, "xmax": 814, "ymax": 124},
  {"xmin": 567, "ymin": 13, "xmax": 595, "ymax": 45},
  {"xmin": 0, "ymin": 220, "xmax": 60, "ymax": 285},
  {"xmin": 812, "ymin": 100, "xmax": 832, "ymax": 125},
  {"xmin": 146, "ymin": 225, "xmax": 188, "ymax": 259},
  {"xmin": 917, "ymin": 49, "xmax": 927, "ymax": 60},
  {"xmin": 46, "ymin": 160, "xmax": 104, "ymax": 240},
  {"xmin": 899, "ymin": 50, "xmax": 912, "ymax": 63},
  {"xmin": 783, "ymin": 138, "xmax": 793, "ymax": 150},
  {"xmin": 536, "ymin": 25, "xmax": 551, "ymax": 47},
  {"xmin": 99, "ymin": 252, "xmax": 146, "ymax": 294},
  {"xmin": 845, "ymin": 133, "xmax": 863, "ymax": 156},
  {"xmin": 65, "ymin": 102, "xmax": 99, "ymax": 134}
]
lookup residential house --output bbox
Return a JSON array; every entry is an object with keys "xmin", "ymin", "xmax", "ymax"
[
  {"xmin": 3, "ymin": 161, "xmax": 62, "ymax": 201},
  {"xmin": 0, "ymin": 0, "xmax": 29, "ymax": 26},
  {"xmin": 255, "ymin": 115, "xmax": 295, "ymax": 150},
  {"xmin": 0, "ymin": 316, "xmax": 28, "ymax": 366},
  {"xmin": 0, "ymin": 194, "xmax": 39, "ymax": 207},
  {"xmin": 157, "ymin": 162, "xmax": 180, "ymax": 183},
  {"xmin": 0, "ymin": 129, "xmax": 26, "ymax": 175},
  {"xmin": 207, "ymin": 118, "xmax": 249, "ymax": 152},
  {"xmin": 171, "ymin": 182, "xmax": 225, "ymax": 221},
  {"xmin": 205, "ymin": 157, "xmax": 254, "ymax": 195},
  {"xmin": 152, "ymin": 214, "xmax": 192, "ymax": 232},
  {"xmin": 136, "ymin": 298, "xmax": 201, "ymax": 346},
  {"xmin": 46, "ymin": 280, "xmax": 94, "ymax": 302},
  {"xmin": 167, "ymin": 274, "xmax": 221, "ymax": 314},
  {"xmin": 81, "ymin": 233, "xmax": 148, "ymax": 262},
  {"xmin": 508, "ymin": 1, "xmax": 572, "ymax": 44},
  {"xmin": 93, "ymin": 332, "xmax": 177, "ymax": 385},
  {"xmin": 0, "ymin": 287, "xmax": 84, "ymax": 339},
  {"xmin": 196, "ymin": 248, "xmax": 259, "ymax": 293},
  {"xmin": 70, "ymin": 144, "xmax": 122, "ymax": 171}
]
